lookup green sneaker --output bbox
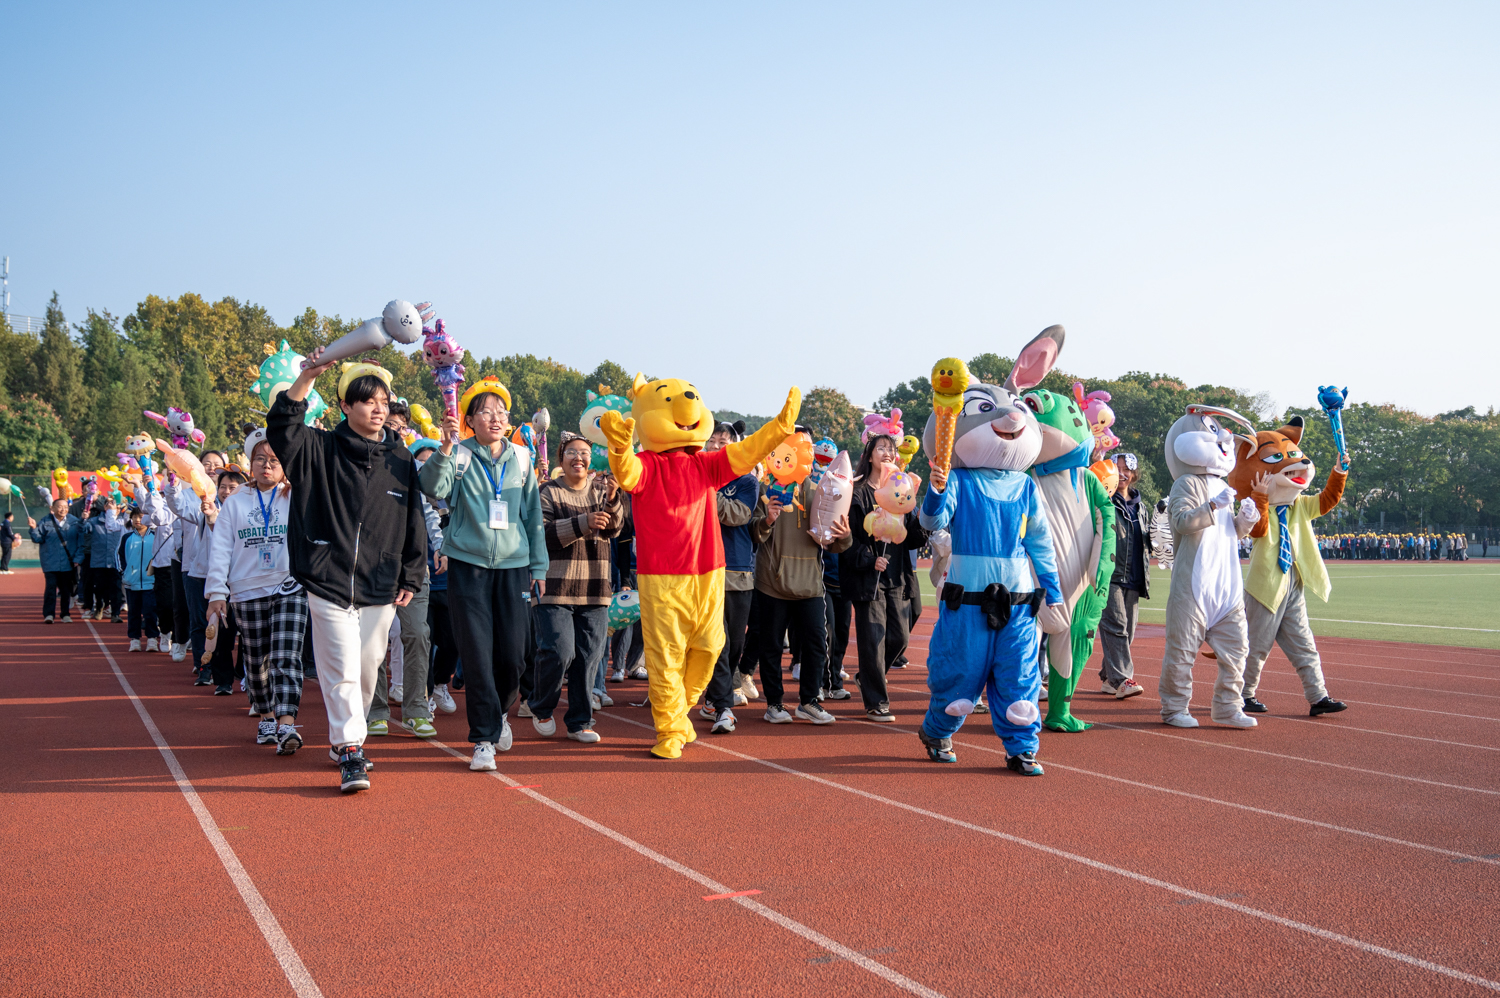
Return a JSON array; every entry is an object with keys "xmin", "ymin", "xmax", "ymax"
[
  {"xmin": 400, "ymin": 716, "xmax": 436, "ymax": 738},
  {"xmin": 367, "ymin": 719, "xmax": 389, "ymax": 736}
]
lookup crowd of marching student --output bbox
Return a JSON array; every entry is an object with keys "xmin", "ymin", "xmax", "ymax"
[
  {"xmin": 23, "ymin": 352, "xmax": 1178, "ymax": 794},
  {"xmin": 1316, "ymin": 532, "xmax": 1472, "ymax": 561}
]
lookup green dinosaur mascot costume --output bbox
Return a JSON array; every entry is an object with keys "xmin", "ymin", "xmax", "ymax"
[{"xmin": 1025, "ymin": 387, "xmax": 1117, "ymax": 731}]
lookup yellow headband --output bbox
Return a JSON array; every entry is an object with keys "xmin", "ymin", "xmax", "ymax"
[
  {"xmin": 458, "ymin": 376, "xmax": 512, "ymax": 439},
  {"xmin": 337, "ymin": 362, "xmax": 394, "ymax": 402}
]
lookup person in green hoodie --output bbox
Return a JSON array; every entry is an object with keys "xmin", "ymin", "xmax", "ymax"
[{"xmin": 420, "ymin": 377, "xmax": 547, "ymax": 773}]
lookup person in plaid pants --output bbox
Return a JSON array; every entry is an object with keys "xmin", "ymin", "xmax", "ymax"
[{"xmin": 207, "ymin": 429, "xmax": 310, "ymax": 755}]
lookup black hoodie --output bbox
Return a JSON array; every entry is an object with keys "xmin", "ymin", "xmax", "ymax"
[{"xmin": 266, "ymin": 392, "xmax": 427, "ymax": 608}]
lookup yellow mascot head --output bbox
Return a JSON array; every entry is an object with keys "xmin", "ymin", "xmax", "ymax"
[{"xmin": 629, "ymin": 372, "xmax": 713, "ymax": 454}]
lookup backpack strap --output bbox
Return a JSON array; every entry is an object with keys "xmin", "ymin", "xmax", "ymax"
[{"xmin": 453, "ymin": 446, "xmax": 472, "ymax": 481}]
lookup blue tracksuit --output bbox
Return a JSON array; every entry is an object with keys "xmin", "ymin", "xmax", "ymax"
[{"xmin": 918, "ymin": 468, "xmax": 1063, "ymax": 754}]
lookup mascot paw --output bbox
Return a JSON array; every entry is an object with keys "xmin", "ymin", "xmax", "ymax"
[
  {"xmin": 599, "ymin": 410, "xmax": 637, "ymax": 452},
  {"xmin": 944, "ymin": 698, "xmax": 976, "ymax": 717},
  {"xmin": 649, "ymin": 739, "xmax": 684, "ymax": 760},
  {"xmin": 778, "ymin": 386, "xmax": 803, "ymax": 430},
  {"xmin": 1043, "ymin": 712, "xmax": 1093, "ymax": 733}
]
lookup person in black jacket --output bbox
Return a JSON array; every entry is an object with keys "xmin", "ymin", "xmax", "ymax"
[
  {"xmin": 1097, "ymin": 452, "xmax": 1151, "ymax": 699},
  {"xmin": 267, "ymin": 358, "xmax": 427, "ymax": 793},
  {"xmin": 840, "ymin": 435, "xmax": 928, "ymax": 721}
]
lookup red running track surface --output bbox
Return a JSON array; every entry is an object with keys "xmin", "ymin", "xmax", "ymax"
[{"xmin": 2, "ymin": 567, "xmax": 1498, "ymax": 997}]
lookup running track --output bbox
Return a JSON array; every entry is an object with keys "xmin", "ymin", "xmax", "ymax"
[{"xmin": 2, "ymin": 566, "xmax": 1497, "ymax": 998}]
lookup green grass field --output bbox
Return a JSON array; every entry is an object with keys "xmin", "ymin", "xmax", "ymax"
[{"xmin": 918, "ymin": 560, "xmax": 1500, "ymax": 650}]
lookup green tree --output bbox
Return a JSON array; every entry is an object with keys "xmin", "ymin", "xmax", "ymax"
[
  {"xmin": 799, "ymin": 386, "xmax": 864, "ymax": 453},
  {"xmin": 0, "ymin": 395, "xmax": 72, "ymax": 472},
  {"xmin": 31, "ymin": 294, "xmax": 88, "ymax": 456}
]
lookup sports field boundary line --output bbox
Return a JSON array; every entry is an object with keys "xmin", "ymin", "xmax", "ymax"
[
  {"xmin": 848, "ymin": 718, "xmax": 1500, "ymax": 865},
  {"xmin": 592, "ymin": 711, "xmax": 1500, "ymax": 994},
  {"xmin": 422, "ymin": 738, "xmax": 946, "ymax": 998},
  {"xmin": 85, "ymin": 623, "xmax": 325, "ymax": 998}
]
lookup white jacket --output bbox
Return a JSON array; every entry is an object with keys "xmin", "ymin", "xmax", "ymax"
[
  {"xmin": 165, "ymin": 477, "xmax": 216, "ymax": 578},
  {"xmin": 136, "ymin": 482, "xmax": 180, "ymax": 570},
  {"xmin": 205, "ymin": 485, "xmax": 297, "ymax": 603}
]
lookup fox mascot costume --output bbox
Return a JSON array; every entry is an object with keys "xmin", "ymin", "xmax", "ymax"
[
  {"xmin": 601, "ymin": 374, "xmax": 801, "ymax": 759},
  {"xmin": 1226, "ymin": 415, "xmax": 1349, "ymax": 718}
]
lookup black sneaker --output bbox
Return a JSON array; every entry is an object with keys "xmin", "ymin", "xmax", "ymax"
[
  {"xmin": 193, "ymin": 669, "xmax": 212, "ymax": 687},
  {"xmin": 891, "ymin": 656, "xmax": 909, "ymax": 669},
  {"xmin": 866, "ymin": 706, "xmax": 895, "ymax": 723},
  {"xmin": 1006, "ymin": 751, "xmax": 1044, "ymax": 776},
  {"xmin": 256, "ymin": 719, "xmax": 278, "ymax": 745},
  {"xmin": 1243, "ymin": 696, "xmax": 1268, "ymax": 713},
  {"xmin": 918, "ymin": 728, "xmax": 957, "ymax": 763},
  {"xmin": 1309, "ymin": 696, "xmax": 1348, "ymax": 716},
  {"xmin": 214, "ymin": 684, "xmax": 232, "ymax": 696},
  {"xmin": 338, "ymin": 747, "xmax": 371, "ymax": 793}
]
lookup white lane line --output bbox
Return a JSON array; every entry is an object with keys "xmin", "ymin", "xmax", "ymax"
[
  {"xmin": 1255, "ymin": 714, "xmax": 1500, "ymax": 753},
  {"xmin": 593, "ymin": 711, "xmax": 1500, "ymax": 994},
  {"xmin": 1319, "ymin": 660, "xmax": 1500, "ymax": 683},
  {"xmin": 1134, "ymin": 607, "xmax": 1500, "ymax": 634},
  {"xmin": 87, "ymin": 623, "xmax": 324, "ymax": 998},
  {"xmin": 423, "ymin": 739, "xmax": 945, "ymax": 998},
  {"xmin": 849, "ymin": 720, "xmax": 1500, "ymax": 865},
  {"xmin": 1244, "ymin": 685, "xmax": 1500, "ymax": 723},
  {"xmin": 1307, "ymin": 675, "xmax": 1500, "ymax": 700}
]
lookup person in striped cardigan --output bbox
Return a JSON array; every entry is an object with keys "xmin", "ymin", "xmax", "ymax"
[{"xmin": 528, "ymin": 432, "xmax": 624, "ymax": 741}]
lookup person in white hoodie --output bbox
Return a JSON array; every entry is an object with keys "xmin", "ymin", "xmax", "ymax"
[
  {"xmin": 164, "ymin": 450, "xmax": 231, "ymax": 685},
  {"xmin": 206, "ymin": 429, "xmax": 309, "ymax": 755}
]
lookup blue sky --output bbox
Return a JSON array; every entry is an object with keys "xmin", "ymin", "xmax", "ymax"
[{"xmin": 4, "ymin": 2, "xmax": 1496, "ymax": 418}]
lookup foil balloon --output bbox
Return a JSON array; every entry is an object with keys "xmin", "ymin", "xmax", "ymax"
[
  {"xmin": 863, "ymin": 469, "xmax": 921, "ymax": 544},
  {"xmin": 532, "ymin": 409, "xmax": 551, "ymax": 471},
  {"xmin": 807, "ymin": 437, "xmax": 838, "ymax": 487},
  {"xmin": 1317, "ymin": 384, "xmax": 1350, "ymax": 461},
  {"xmin": 580, "ymin": 386, "xmax": 634, "ymax": 472},
  {"xmin": 251, "ymin": 340, "xmax": 327, "ymax": 423},
  {"xmin": 420, "ymin": 315, "xmax": 467, "ymax": 423},
  {"xmin": 765, "ymin": 432, "xmax": 814, "ymax": 507},
  {"xmin": 862, "ymin": 408, "xmax": 904, "ymax": 444},
  {"xmin": 1088, "ymin": 457, "xmax": 1120, "ymax": 497},
  {"xmin": 1074, "ymin": 383, "xmax": 1119, "ymax": 454},
  {"xmin": 409, "ymin": 404, "xmax": 441, "ymax": 441},
  {"xmin": 896, "ymin": 434, "xmax": 920, "ymax": 470},
  {"xmin": 808, "ymin": 450, "xmax": 853, "ymax": 546},
  {"xmin": 300, "ymin": 300, "xmax": 430, "ymax": 370},
  {"xmin": 155, "ymin": 438, "xmax": 215, "ymax": 498},
  {"xmin": 607, "ymin": 589, "xmax": 641, "ymax": 633},
  {"xmin": 143, "ymin": 408, "xmax": 205, "ymax": 450},
  {"xmin": 52, "ymin": 468, "xmax": 76, "ymax": 501}
]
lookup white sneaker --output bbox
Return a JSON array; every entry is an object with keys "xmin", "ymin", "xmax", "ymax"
[
  {"xmin": 567, "ymin": 728, "xmax": 601, "ymax": 743},
  {"xmin": 517, "ymin": 701, "xmax": 534, "ymax": 718},
  {"xmin": 129, "ymin": 639, "xmax": 141, "ymax": 652},
  {"xmin": 145, "ymin": 638, "xmax": 158, "ymax": 653},
  {"xmin": 733, "ymin": 690, "xmax": 748, "ymax": 707},
  {"xmin": 470, "ymin": 742, "xmax": 497, "ymax": 771},
  {"xmin": 629, "ymin": 666, "xmax": 648, "ymax": 681},
  {"xmin": 171, "ymin": 643, "xmax": 186, "ymax": 662},
  {"xmin": 738, "ymin": 674, "xmax": 759, "ymax": 701},
  {"xmin": 532, "ymin": 715, "xmax": 557, "ymax": 737},
  {"xmin": 1039, "ymin": 687, "xmax": 1048, "ymax": 701},
  {"xmin": 427, "ymin": 696, "xmax": 437, "ymax": 715},
  {"xmin": 795, "ymin": 702, "xmax": 835, "ymax": 725},
  {"xmin": 764, "ymin": 705, "xmax": 793, "ymax": 724},
  {"xmin": 1100, "ymin": 681, "xmax": 1121, "ymax": 695},
  {"xmin": 597, "ymin": 691, "xmax": 613, "ymax": 707},
  {"xmin": 389, "ymin": 684, "xmax": 403, "ymax": 703},
  {"xmin": 609, "ymin": 669, "xmax": 625, "ymax": 683},
  {"xmin": 497, "ymin": 717, "xmax": 513, "ymax": 752},
  {"xmin": 791, "ymin": 664, "xmax": 801, "ymax": 680},
  {"xmin": 699, "ymin": 705, "xmax": 718, "ymax": 721},
  {"xmin": 589, "ymin": 693, "xmax": 603, "ymax": 711},
  {"xmin": 711, "ymin": 708, "xmax": 737, "ymax": 734},
  {"xmin": 839, "ymin": 670, "xmax": 850, "ymax": 681},
  {"xmin": 1213, "ymin": 710, "xmax": 1258, "ymax": 729},
  {"xmin": 433, "ymin": 684, "xmax": 458, "ymax": 714},
  {"xmin": 1163, "ymin": 712, "xmax": 1199, "ymax": 728},
  {"xmin": 1115, "ymin": 679, "xmax": 1144, "ymax": 699}
]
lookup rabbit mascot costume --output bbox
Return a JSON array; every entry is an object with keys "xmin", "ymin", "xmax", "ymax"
[
  {"xmin": 600, "ymin": 373, "xmax": 800, "ymax": 760},
  {"xmin": 1159, "ymin": 405, "xmax": 1262, "ymax": 729},
  {"xmin": 1226, "ymin": 415, "xmax": 1349, "ymax": 718},
  {"xmin": 918, "ymin": 327, "xmax": 1068, "ymax": 776}
]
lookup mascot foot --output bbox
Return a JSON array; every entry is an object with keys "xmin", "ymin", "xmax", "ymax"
[
  {"xmin": 684, "ymin": 726, "xmax": 698, "ymax": 744},
  {"xmin": 1163, "ymin": 712, "xmax": 1199, "ymax": 728},
  {"xmin": 1042, "ymin": 713, "xmax": 1092, "ymax": 733},
  {"xmin": 1212, "ymin": 710, "xmax": 1258, "ymax": 729},
  {"xmin": 1005, "ymin": 751, "xmax": 1044, "ymax": 776},
  {"xmin": 945, "ymin": 699, "xmax": 975, "ymax": 717},
  {"xmin": 649, "ymin": 739, "xmax": 685, "ymax": 760},
  {"xmin": 1310, "ymin": 696, "xmax": 1348, "ymax": 716},
  {"xmin": 1242, "ymin": 696, "xmax": 1268, "ymax": 713},
  {"xmin": 918, "ymin": 729, "xmax": 957, "ymax": 763}
]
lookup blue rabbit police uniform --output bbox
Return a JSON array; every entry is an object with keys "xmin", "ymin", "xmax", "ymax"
[{"xmin": 919, "ymin": 468, "xmax": 1063, "ymax": 755}]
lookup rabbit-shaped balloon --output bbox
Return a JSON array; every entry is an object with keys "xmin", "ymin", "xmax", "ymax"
[
  {"xmin": 863, "ymin": 469, "xmax": 921, "ymax": 544},
  {"xmin": 862, "ymin": 408, "xmax": 904, "ymax": 444},
  {"xmin": 1073, "ymin": 383, "xmax": 1118, "ymax": 454}
]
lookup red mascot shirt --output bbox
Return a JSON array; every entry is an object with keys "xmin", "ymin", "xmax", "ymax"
[{"xmin": 629, "ymin": 448, "xmax": 738, "ymax": 576}]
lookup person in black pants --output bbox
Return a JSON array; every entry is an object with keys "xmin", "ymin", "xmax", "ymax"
[
  {"xmin": 842, "ymin": 435, "xmax": 928, "ymax": 721},
  {"xmin": 700, "ymin": 421, "xmax": 760, "ymax": 732},
  {"xmin": 822, "ymin": 549, "xmax": 853, "ymax": 700},
  {"xmin": 29, "ymin": 499, "xmax": 84, "ymax": 621},
  {"xmin": 0, "ymin": 511, "xmax": 16, "ymax": 573}
]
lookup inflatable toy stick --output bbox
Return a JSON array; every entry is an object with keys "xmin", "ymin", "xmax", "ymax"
[
  {"xmin": 409, "ymin": 404, "xmax": 441, "ymax": 441},
  {"xmin": 929, "ymin": 358, "xmax": 970, "ymax": 477},
  {"xmin": 301, "ymin": 300, "xmax": 431, "ymax": 370},
  {"xmin": 1317, "ymin": 385, "xmax": 1350, "ymax": 465},
  {"xmin": 0, "ymin": 476, "xmax": 29, "ymax": 520},
  {"xmin": 533, "ymin": 409, "xmax": 551, "ymax": 473},
  {"xmin": 420, "ymin": 315, "xmax": 467, "ymax": 422},
  {"xmin": 155, "ymin": 438, "xmax": 215, "ymax": 498},
  {"xmin": 144, "ymin": 408, "xmax": 205, "ymax": 450}
]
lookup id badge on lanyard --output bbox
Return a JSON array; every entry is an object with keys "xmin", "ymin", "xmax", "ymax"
[{"xmin": 481, "ymin": 452, "xmax": 511, "ymax": 530}]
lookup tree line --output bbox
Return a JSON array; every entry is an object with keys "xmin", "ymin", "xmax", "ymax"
[{"xmin": 1, "ymin": 291, "xmax": 1495, "ymax": 531}]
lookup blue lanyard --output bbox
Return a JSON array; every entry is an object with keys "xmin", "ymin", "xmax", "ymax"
[
  {"xmin": 254, "ymin": 486, "xmax": 273, "ymax": 537},
  {"xmin": 477, "ymin": 448, "xmax": 510, "ymax": 498}
]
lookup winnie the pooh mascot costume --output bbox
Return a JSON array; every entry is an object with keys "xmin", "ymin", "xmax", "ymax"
[{"xmin": 600, "ymin": 374, "xmax": 801, "ymax": 759}]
